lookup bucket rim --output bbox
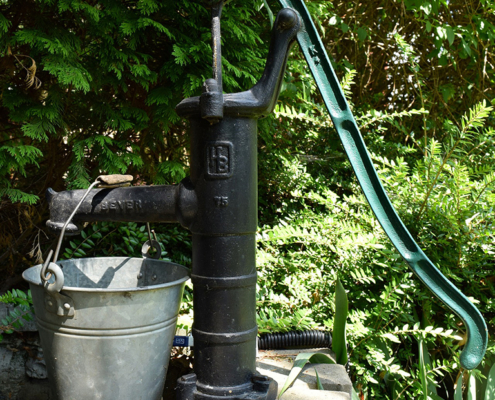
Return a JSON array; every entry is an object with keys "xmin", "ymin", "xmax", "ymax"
[{"xmin": 22, "ymin": 256, "xmax": 190, "ymax": 293}]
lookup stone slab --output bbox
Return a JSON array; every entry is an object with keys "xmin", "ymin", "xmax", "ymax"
[
  {"xmin": 0, "ymin": 333, "xmax": 51, "ymax": 399},
  {"xmin": 0, "ymin": 338, "xmax": 29, "ymax": 399},
  {"xmin": 281, "ymin": 387, "xmax": 350, "ymax": 400},
  {"xmin": 257, "ymin": 349, "xmax": 352, "ymax": 400},
  {"xmin": 15, "ymin": 381, "xmax": 52, "ymax": 400}
]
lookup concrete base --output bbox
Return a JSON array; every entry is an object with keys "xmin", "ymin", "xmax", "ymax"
[{"xmin": 257, "ymin": 349, "xmax": 352, "ymax": 400}]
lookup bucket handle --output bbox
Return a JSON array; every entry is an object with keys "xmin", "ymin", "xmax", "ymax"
[
  {"xmin": 141, "ymin": 223, "xmax": 162, "ymax": 259},
  {"xmin": 40, "ymin": 175, "xmax": 134, "ymax": 283}
]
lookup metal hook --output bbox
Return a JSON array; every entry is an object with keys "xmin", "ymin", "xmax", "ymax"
[{"xmin": 142, "ymin": 223, "xmax": 161, "ymax": 259}]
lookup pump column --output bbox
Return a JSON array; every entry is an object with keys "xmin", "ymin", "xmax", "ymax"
[{"xmin": 187, "ymin": 115, "xmax": 259, "ymax": 399}]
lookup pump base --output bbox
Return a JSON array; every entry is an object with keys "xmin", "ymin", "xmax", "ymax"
[{"xmin": 176, "ymin": 373, "xmax": 277, "ymax": 400}]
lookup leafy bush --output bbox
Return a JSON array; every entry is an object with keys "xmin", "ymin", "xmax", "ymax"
[
  {"xmin": 61, "ymin": 221, "xmax": 192, "ymax": 267},
  {"xmin": 0, "ymin": 289, "xmax": 34, "ymax": 342},
  {"xmin": 255, "ymin": 76, "xmax": 495, "ymax": 397},
  {"xmin": 0, "ymin": 0, "xmax": 271, "ymax": 276}
]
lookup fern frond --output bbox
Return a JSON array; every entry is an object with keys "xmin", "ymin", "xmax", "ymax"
[
  {"xmin": 0, "ymin": 188, "xmax": 39, "ymax": 204},
  {"xmin": 461, "ymin": 100, "xmax": 493, "ymax": 133},
  {"xmin": 341, "ymin": 68, "xmax": 357, "ymax": 101}
]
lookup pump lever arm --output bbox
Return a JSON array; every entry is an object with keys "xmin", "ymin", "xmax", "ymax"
[
  {"xmin": 279, "ymin": 0, "xmax": 487, "ymax": 370},
  {"xmin": 222, "ymin": 8, "xmax": 301, "ymax": 118},
  {"xmin": 176, "ymin": 8, "xmax": 301, "ymax": 119}
]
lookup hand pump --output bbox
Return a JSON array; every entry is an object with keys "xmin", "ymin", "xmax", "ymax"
[
  {"xmin": 44, "ymin": 1, "xmax": 487, "ymax": 399},
  {"xmin": 47, "ymin": 4, "xmax": 302, "ymax": 400}
]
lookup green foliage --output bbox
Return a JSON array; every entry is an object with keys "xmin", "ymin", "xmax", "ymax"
[
  {"xmin": 0, "ymin": 289, "xmax": 34, "ymax": 342},
  {"xmin": 61, "ymin": 221, "xmax": 192, "ymax": 268},
  {"xmin": 0, "ymin": 0, "xmax": 271, "ymax": 273},
  {"xmin": 257, "ymin": 308, "xmax": 317, "ymax": 334},
  {"xmin": 256, "ymin": 54, "xmax": 495, "ymax": 397},
  {"xmin": 332, "ymin": 277, "xmax": 348, "ymax": 366}
]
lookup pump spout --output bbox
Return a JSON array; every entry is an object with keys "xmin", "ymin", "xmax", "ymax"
[{"xmin": 46, "ymin": 180, "xmax": 197, "ymax": 235}]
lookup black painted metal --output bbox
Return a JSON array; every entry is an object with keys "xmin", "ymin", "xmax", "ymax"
[
  {"xmin": 258, "ymin": 330, "xmax": 332, "ymax": 350},
  {"xmin": 45, "ymin": 6, "xmax": 301, "ymax": 400},
  {"xmin": 46, "ymin": 183, "xmax": 197, "ymax": 235},
  {"xmin": 175, "ymin": 9, "xmax": 300, "ymax": 400}
]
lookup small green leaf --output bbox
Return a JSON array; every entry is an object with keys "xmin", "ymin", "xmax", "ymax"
[
  {"xmin": 446, "ymin": 26, "xmax": 455, "ymax": 46},
  {"xmin": 419, "ymin": 340, "xmax": 428, "ymax": 400},
  {"xmin": 484, "ymin": 363, "xmax": 495, "ymax": 399},
  {"xmin": 22, "ymin": 313, "xmax": 32, "ymax": 321},
  {"xmin": 332, "ymin": 277, "xmax": 348, "ymax": 365},
  {"xmin": 357, "ymin": 27, "xmax": 367, "ymax": 41},
  {"xmin": 462, "ymin": 39, "xmax": 472, "ymax": 56},
  {"xmin": 262, "ymin": 0, "xmax": 274, "ymax": 28},
  {"xmin": 420, "ymin": 3, "xmax": 432, "ymax": 15},
  {"xmin": 467, "ymin": 372, "xmax": 476, "ymax": 400},
  {"xmin": 315, "ymin": 369, "xmax": 324, "ymax": 390},
  {"xmin": 382, "ymin": 333, "xmax": 401, "ymax": 343},
  {"xmin": 454, "ymin": 376, "xmax": 463, "ymax": 400}
]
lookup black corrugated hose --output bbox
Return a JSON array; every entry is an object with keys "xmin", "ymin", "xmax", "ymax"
[{"xmin": 257, "ymin": 330, "xmax": 332, "ymax": 350}]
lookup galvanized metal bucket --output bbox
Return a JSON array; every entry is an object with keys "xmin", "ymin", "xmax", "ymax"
[{"xmin": 23, "ymin": 256, "xmax": 189, "ymax": 400}]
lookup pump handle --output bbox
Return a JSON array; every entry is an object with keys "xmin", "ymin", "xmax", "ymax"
[{"xmin": 279, "ymin": 0, "xmax": 487, "ymax": 370}]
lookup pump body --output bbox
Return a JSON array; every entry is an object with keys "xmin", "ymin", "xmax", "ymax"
[{"xmin": 46, "ymin": 8, "xmax": 302, "ymax": 400}]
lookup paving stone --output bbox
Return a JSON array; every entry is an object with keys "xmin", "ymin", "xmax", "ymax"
[
  {"xmin": 282, "ymin": 387, "xmax": 350, "ymax": 400},
  {"xmin": 25, "ymin": 347, "xmax": 48, "ymax": 379},
  {"xmin": 15, "ymin": 380, "xmax": 52, "ymax": 400},
  {"xmin": 305, "ymin": 364, "xmax": 353, "ymax": 397},
  {"xmin": 257, "ymin": 348, "xmax": 352, "ymax": 400},
  {"xmin": 0, "ymin": 338, "xmax": 28, "ymax": 399},
  {"xmin": 0, "ymin": 332, "xmax": 50, "ymax": 399}
]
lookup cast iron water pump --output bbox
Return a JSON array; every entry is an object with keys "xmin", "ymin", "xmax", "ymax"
[
  {"xmin": 45, "ymin": 1, "xmax": 487, "ymax": 399},
  {"xmin": 47, "ymin": 4, "xmax": 301, "ymax": 400}
]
